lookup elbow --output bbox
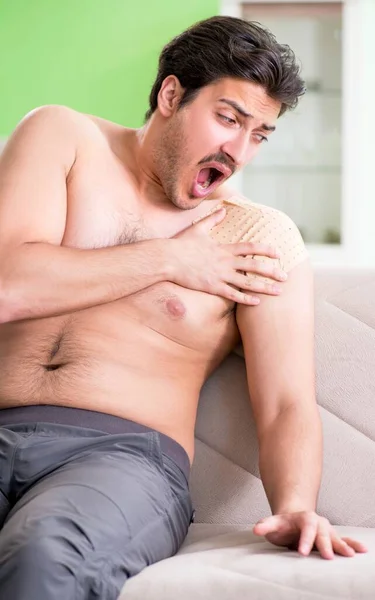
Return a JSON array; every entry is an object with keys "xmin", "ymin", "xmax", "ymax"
[
  {"xmin": 0, "ymin": 246, "xmax": 31, "ymax": 324},
  {"xmin": 0, "ymin": 284, "xmax": 11, "ymax": 323},
  {"xmin": 0, "ymin": 279, "xmax": 19, "ymax": 324},
  {"xmin": 258, "ymin": 400, "xmax": 320, "ymax": 442}
]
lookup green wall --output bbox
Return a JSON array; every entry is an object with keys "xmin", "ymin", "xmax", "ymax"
[{"xmin": 0, "ymin": 0, "xmax": 218, "ymax": 136}]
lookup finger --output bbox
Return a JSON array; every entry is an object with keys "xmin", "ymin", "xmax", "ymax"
[
  {"xmin": 253, "ymin": 516, "xmax": 285, "ymax": 536},
  {"xmin": 234, "ymin": 258, "xmax": 287, "ymax": 283},
  {"xmin": 298, "ymin": 522, "xmax": 319, "ymax": 557},
  {"xmin": 231, "ymin": 274, "xmax": 282, "ymax": 296},
  {"xmin": 341, "ymin": 537, "xmax": 368, "ymax": 554},
  {"xmin": 219, "ymin": 285, "xmax": 260, "ymax": 306},
  {"xmin": 332, "ymin": 537, "xmax": 356, "ymax": 558},
  {"xmin": 314, "ymin": 532, "xmax": 335, "ymax": 560},
  {"xmin": 193, "ymin": 207, "xmax": 226, "ymax": 231},
  {"xmin": 230, "ymin": 242, "xmax": 280, "ymax": 260}
]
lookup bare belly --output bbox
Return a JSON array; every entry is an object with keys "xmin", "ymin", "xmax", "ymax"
[{"xmin": 0, "ymin": 283, "xmax": 239, "ymax": 461}]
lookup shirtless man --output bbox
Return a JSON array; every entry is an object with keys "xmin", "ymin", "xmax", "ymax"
[{"xmin": 0, "ymin": 15, "xmax": 367, "ymax": 600}]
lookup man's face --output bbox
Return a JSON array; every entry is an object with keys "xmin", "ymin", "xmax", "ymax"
[{"xmin": 153, "ymin": 77, "xmax": 281, "ymax": 210}]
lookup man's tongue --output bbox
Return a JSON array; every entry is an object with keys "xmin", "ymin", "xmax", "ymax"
[
  {"xmin": 197, "ymin": 168, "xmax": 211, "ymax": 185},
  {"xmin": 193, "ymin": 167, "xmax": 219, "ymax": 198}
]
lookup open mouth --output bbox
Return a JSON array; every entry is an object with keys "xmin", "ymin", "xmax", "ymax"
[{"xmin": 193, "ymin": 164, "xmax": 231, "ymax": 198}]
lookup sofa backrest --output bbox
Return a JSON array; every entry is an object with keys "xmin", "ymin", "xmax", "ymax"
[{"xmin": 191, "ymin": 269, "xmax": 375, "ymax": 527}]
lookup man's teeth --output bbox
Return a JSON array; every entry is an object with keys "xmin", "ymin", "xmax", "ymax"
[
  {"xmin": 199, "ymin": 171, "xmax": 214, "ymax": 189},
  {"xmin": 200, "ymin": 179, "xmax": 211, "ymax": 189}
]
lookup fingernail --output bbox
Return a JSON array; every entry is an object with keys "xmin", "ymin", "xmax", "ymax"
[
  {"xmin": 273, "ymin": 286, "xmax": 282, "ymax": 294},
  {"xmin": 279, "ymin": 272, "xmax": 288, "ymax": 281}
]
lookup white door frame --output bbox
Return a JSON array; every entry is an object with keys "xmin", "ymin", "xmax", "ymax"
[{"xmin": 220, "ymin": 0, "xmax": 374, "ymax": 268}]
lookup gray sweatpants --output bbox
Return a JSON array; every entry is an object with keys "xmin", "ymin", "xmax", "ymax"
[{"xmin": 0, "ymin": 407, "xmax": 193, "ymax": 599}]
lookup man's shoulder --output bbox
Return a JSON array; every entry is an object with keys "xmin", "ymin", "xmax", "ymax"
[
  {"xmin": 18, "ymin": 105, "xmax": 105, "ymax": 140},
  {"xmin": 8, "ymin": 105, "xmax": 128, "ymax": 167},
  {"xmin": 210, "ymin": 189, "xmax": 300, "ymax": 236},
  {"xmin": 210, "ymin": 192, "xmax": 309, "ymax": 273},
  {"xmin": 213, "ymin": 186, "xmax": 293, "ymax": 222}
]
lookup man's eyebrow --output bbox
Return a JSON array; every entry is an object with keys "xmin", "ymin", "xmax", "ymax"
[{"xmin": 218, "ymin": 98, "xmax": 276, "ymax": 132}]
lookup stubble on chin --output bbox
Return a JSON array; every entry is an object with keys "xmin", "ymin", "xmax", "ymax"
[{"xmin": 152, "ymin": 119, "xmax": 197, "ymax": 210}]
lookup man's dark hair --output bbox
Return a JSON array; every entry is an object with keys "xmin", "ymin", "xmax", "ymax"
[{"xmin": 145, "ymin": 15, "xmax": 305, "ymax": 121}]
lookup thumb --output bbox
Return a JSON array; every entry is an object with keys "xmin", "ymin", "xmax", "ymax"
[
  {"xmin": 193, "ymin": 206, "xmax": 226, "ymax": 233},
  {"xmin": 253, "ymin": 516, "xmax": 284, "ymax": 536}
]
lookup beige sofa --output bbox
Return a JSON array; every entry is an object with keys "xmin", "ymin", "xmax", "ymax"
[{"xmin": 122, "ymin": 268, "xmax": 375, "ymax": 599}]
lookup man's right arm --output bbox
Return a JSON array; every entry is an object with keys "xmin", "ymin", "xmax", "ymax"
[{"xmin": 0, "ymin": 105, "xmax": 172, "ymax": 323}]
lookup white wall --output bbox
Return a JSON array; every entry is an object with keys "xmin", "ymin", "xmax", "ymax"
[
  {"xmin": 241, "ymin": 13, "xmax": 342, "ymax": 246},
  {"xmin": 341, "ymin": 0, "xmax": 375, "ymax": 267},
  {"xmin": 222, "ymin": 0, "xmax": 375, "ymax": 267}
]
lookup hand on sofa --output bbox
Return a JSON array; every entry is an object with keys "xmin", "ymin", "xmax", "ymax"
[{"xmin": 253, "ymin": 511, "xmax": 368, "ymax": 560}]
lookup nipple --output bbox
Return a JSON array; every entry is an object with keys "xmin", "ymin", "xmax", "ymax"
[{"xmin": 165, "ymin": 296, "xmax": 186, "ymax": 319}]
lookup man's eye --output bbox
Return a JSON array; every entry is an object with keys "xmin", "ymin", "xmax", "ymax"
[
  {"xmin": 218, "ymin": 114, "xmax": 236, "ymax": 125},
  {"xmin": 254, "ymin": 133, "xmax": 268, "ymax": 143}
]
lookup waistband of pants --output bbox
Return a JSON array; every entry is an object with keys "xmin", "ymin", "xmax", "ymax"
[{"xmin": 0, "ymin": 405, "xmax": 191, "ymax": 481}]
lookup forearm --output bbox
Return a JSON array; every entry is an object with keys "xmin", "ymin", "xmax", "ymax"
[
  {"xmin": 258, "ymin": 404, "xmax": 323, "ymax": 515},
  {"xmin": 0, "ymin": 238, "xmax": 172, "ymax": 322}
]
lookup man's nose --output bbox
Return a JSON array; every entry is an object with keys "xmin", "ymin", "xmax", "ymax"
[{"xmin": 221, "ymin": 134, "xmax": 250, "ymax": 168}]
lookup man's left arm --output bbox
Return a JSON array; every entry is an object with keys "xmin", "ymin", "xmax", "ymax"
[
  {"xmin": 237, "ymin": 258, "xmax": 320, "ymax": 512},
  {"xmin": 236, "ymin": 255, "xmax": 367, "ymax": 559}
]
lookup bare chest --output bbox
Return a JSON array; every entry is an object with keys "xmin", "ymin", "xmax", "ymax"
[{"xmin": 62, "ymin": 147, "xmax": 238, "ymax": 354}]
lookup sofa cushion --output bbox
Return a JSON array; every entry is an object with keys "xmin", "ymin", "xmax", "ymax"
[{"xmin": 122, "ymin": 524, "xmax": 375, "ymax": 599}]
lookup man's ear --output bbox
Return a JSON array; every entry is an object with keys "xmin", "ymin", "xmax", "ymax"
[{"xmin": 157, "ymin": 75, "xmax": 184, "ymax": 117}]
